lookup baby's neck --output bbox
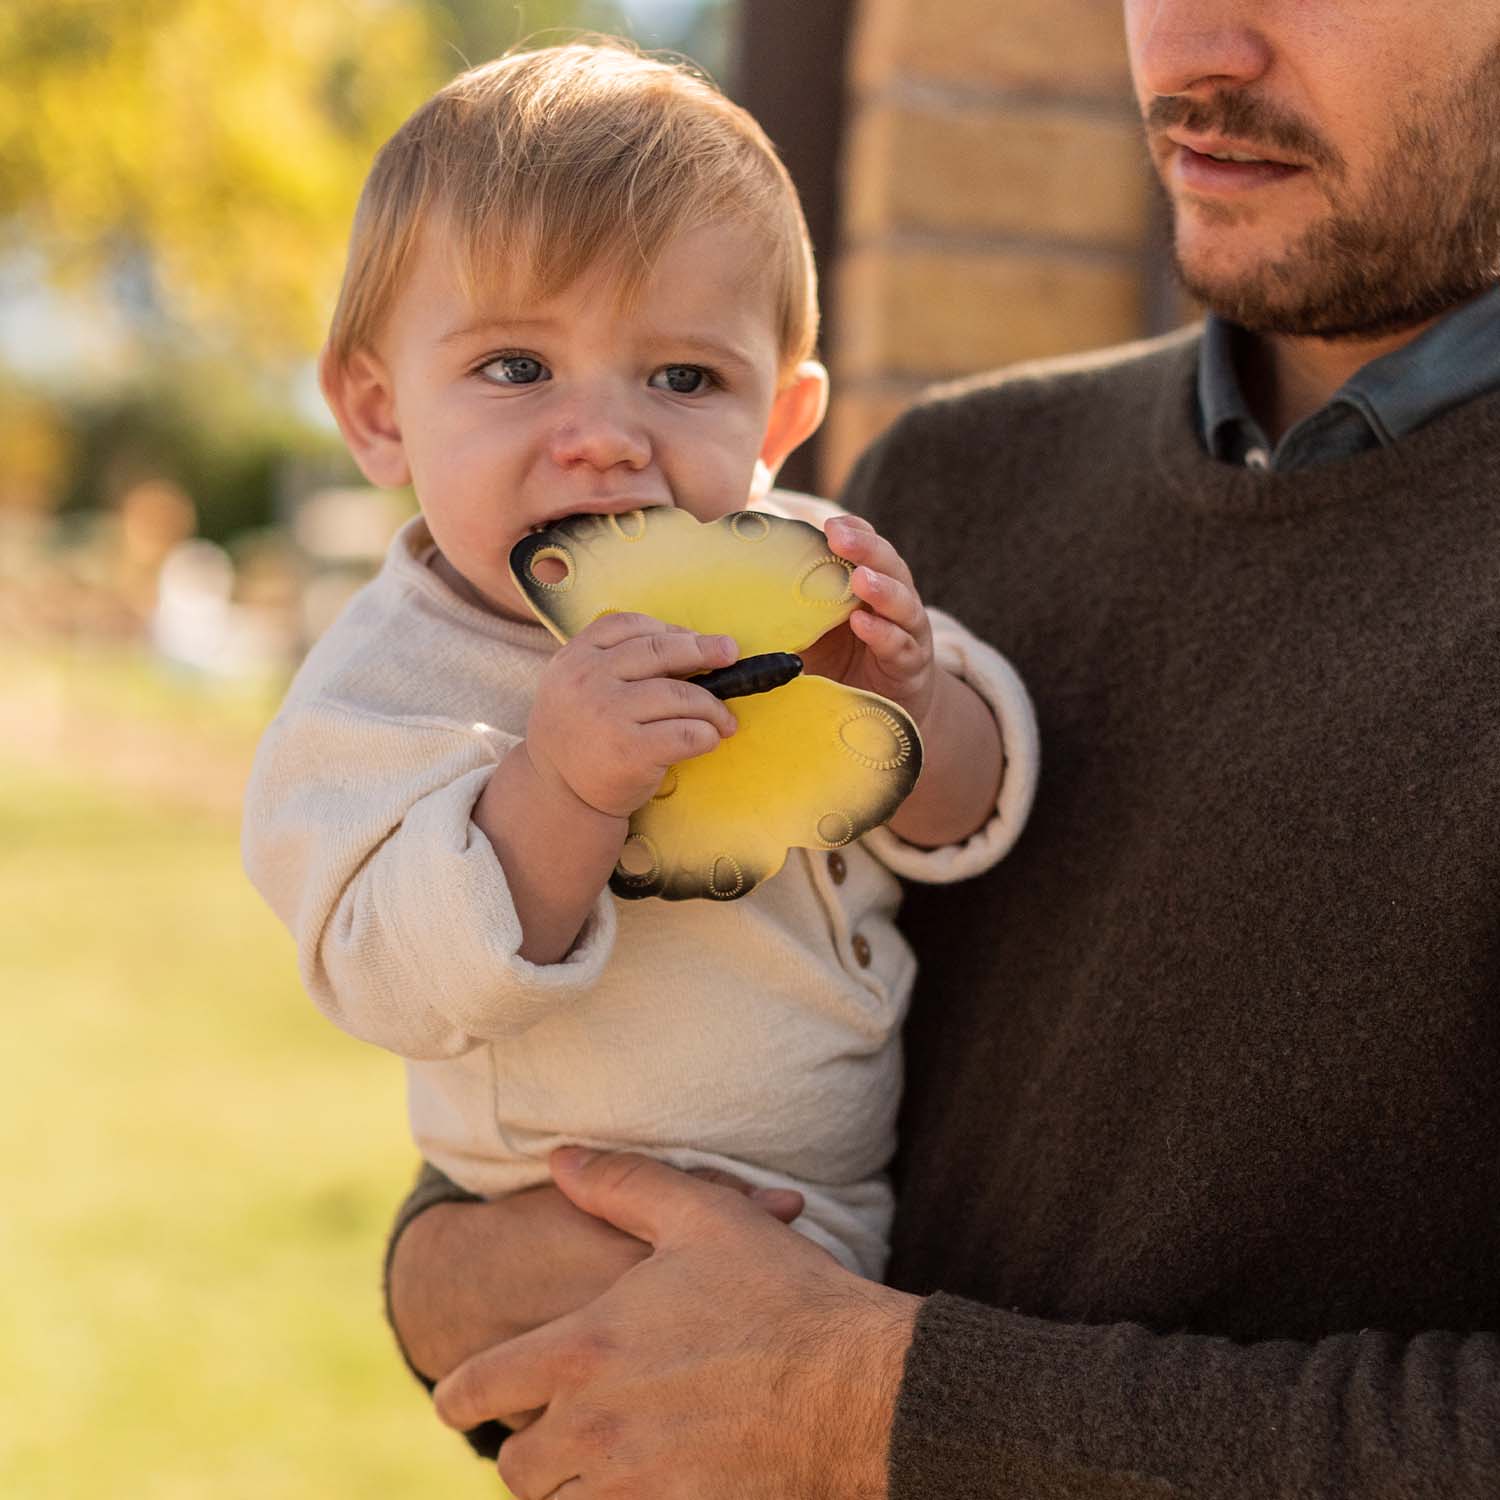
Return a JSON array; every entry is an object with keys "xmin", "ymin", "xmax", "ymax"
[{"xmin": 429, "ymin": 546, "xmax": 529, "ymax": 622}]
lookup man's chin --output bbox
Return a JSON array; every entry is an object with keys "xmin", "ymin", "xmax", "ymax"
[
  {"xmin": 1180, "ymin": 264, "xmax": 1479, "ymax": 341},
  {"xmin": 1172, "ymin": 220, "xmax": 1500, "ymax": 341}
]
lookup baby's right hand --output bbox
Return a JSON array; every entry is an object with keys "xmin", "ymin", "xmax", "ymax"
[{"xmin": 525, "ymin": 612, "xmax": 739, "ymax": 819}]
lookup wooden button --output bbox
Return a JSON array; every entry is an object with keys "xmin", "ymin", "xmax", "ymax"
[
  {"xmin": 827, "ymin": 852, "xmax": 847, "ymax": 885},
  {"xmin": 851, "ymin": 933, "xmax": 872, "ymax": 968}
]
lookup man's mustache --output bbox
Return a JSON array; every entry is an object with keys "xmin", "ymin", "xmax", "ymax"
[{"xmin": 1146, "ymin": 91, "xmax": 1342, "ymax": 176}]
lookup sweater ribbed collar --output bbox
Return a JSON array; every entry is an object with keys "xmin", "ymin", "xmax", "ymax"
[{"xmin": 1153, "ymin": 328, "xmax": 1500, "ymax": 520}]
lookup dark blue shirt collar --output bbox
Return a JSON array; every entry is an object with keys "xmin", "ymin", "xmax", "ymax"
[{"xmin": 1198, "ymin": 281, "xmax": 1500, "ymax": 470}]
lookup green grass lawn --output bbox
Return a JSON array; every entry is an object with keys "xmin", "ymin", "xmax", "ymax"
[{"xmin": 0, "ymin": 748, "xmax": 499, "ymax": 1497}]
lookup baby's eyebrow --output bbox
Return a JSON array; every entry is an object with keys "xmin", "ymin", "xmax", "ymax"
[
  {"xmin": 434, "ymin": 315, "xmax": 549, "ymax": 347},
  {"xmin": 434, "ymin": 319, "xmax": 758, "ymax": 373},
  {"xmin": 643, "ymin": 334, "xmax": 756, "ymax": 372}
]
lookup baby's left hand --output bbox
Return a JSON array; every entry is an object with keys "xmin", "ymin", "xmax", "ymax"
[{"xmin": 800, "ymin": 514, "xmax": 938, "ymax": 728}]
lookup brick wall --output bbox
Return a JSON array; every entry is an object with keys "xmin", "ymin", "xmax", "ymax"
[{"xmin": 824, "ymin": 0, "xmax": 1157, "ymax": 491}]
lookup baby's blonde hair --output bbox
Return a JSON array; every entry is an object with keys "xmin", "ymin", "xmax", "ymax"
[{"xmin": 327, "ymin": 39, "xmax": 818, "ymax": 378}]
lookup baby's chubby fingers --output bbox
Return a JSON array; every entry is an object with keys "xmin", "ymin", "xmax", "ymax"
[
  {"xmin": 847, "ymin": 603, "xmax": 929, "ymax": 678},
  {"xmin": 576, "ymin": 610, "xmax": 737, "ymax": 669},
  {"xmin": 848, "ymin": 561, "xmax": 929, "ymax": 643},
  {"xmin": 825, "ymin": 514, "xmax": 931, "ymax": 645},
  {"xmin": 608, "ymin": 625, "xmax": 739, "ymax": 685},
  {"xmin": 628, "ymin": 674, "xmax": 740, "ymax": 740},
  {"xmin": 823, "ymin": 513, "xmax": 917, "ymax": 591}
]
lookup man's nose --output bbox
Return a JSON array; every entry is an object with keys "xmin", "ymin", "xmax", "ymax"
[
  {"xmin": 547, "ymin": 389, "xmax": 651, "ymax": 472},
  {"xmin": 1125, "ymin": 0, "xmax": 1271, "ymax": 100}
]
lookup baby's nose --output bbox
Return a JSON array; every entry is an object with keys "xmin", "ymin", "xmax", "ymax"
[{"xmin": 548, "ymin": 394, "xmax": 651, "ymax": 471}]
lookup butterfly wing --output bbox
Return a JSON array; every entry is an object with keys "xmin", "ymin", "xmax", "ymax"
[
  {"xmin": 612, "ymin": 675, "xmax": 922, "ymax": 901},
  {"xmin": 509, "ymin": 507, "xmax": 858, "ymax": 652}
]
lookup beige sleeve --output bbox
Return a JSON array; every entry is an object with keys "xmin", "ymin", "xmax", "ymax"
[
  {"xmin": 860, "ymin": 608, "xmax": 1039, "ymax": 884},
  {"xmin": 242, "ymin": 699, "xmax": 616, "ymax": 1061},
  {"xmin": 762, "ymin": 491, "xmax": 1040, "ymax": 880}
]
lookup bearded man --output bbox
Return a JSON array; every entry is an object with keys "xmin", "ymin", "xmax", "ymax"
[{"xmin": 385, "ymin": 3, "xmax": 1500, "ymax": 1494}]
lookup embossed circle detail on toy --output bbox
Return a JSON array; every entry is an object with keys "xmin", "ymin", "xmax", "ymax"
[
  {"xmin": 836, "ymin": 707, "xmax": 912, "ymax": 770},
  {"xmin": 815, "ymin": 811, "xmax": 856, "ymax": 847},
  {"xmin": 651, "ymin": 767, "xmax": 680, "ymax": 801},
  {"xmin": 708, "ymin": 855, "xmax": 745, "ymax": 900},
  {"xmin": 610, "ymin": 509, "xmax": 648, "ymax": 541},
  {"xmin": 615, "ymin": 833, "xmax": 661, "ymax": 886},
  {"xmin": 730, "ymin": 511, "xmax": 771, "ymax": 543},
  {"xmin": 796, "ymin": 554, "xmax": 853, "ymax": 606},
  {"xmin": 527, "ymin": 545, "xmax": 575, "ymax": 591}
]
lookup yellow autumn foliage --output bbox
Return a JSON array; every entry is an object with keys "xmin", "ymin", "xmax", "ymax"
[{"xmin": 0, "ymin": 0, "xmax": 444, "ymax": 362}]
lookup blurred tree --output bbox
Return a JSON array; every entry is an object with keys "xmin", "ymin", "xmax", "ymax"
[
  {"xmin": 55, "ymin": 362, "xmax": 334, "ymax": 544},
  {"xmin": 0, "ymin": 0, "xmax": 444, "ymax": 368},
  {"xmin": 0, "ymin": 379, "xmax": 69, "ymax": 513},
  {"xmin": 0, "ymin": 1, "xmax": 735, "ymax": 374},
  {"xmin": 0, "ymin": 0, "xmax": 738, "ymax": 539}
]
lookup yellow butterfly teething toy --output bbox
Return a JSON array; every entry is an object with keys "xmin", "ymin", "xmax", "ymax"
[{"xmin": 509, "ymin": 507, "xmax": 923, "ymax": 901}]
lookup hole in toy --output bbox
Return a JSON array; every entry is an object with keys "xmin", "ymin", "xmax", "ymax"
[
  {"xmin": 528, "ymin": 546, "xmax": 574, "ymax": 590},
  {"xmin": 798, "ymin": 555, "xmax": 854, "ymax": 605},
  {"xmin": 616, "ymin": 834, "xmax": 660, "ymax": 884}
]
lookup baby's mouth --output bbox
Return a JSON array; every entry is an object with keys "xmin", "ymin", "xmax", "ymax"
[{"xmin": 526, "ymin": 504, "xmax": 673, "ymax": 536}]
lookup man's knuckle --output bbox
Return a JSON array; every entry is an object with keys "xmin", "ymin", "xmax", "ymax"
[
  {"xmin": 569, "ymin": 1400, "xmax": 627, "ymax": 1457},
  {"xmin": 495, "ymin": 1448, "xmax": 522, "ymax": 1495}
]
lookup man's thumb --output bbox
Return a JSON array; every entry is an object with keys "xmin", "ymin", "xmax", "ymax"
[{"xmin": 549, "ymin": 1147, "xmax": 714, "ymax": 1247}]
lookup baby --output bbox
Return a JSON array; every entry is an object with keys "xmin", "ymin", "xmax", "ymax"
[{"xmin": 243, "ymin": 41, "xmax": 1038, "ymax": 1280}]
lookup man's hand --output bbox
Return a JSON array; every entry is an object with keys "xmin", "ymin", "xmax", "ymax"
[
  {"xmin": 390, "ymin": 1170, "xmax": 807, "ymax": 1381},
  {"xmin": 433, "ymin": 1148, "xmax": 919, "ymax": 1500}
]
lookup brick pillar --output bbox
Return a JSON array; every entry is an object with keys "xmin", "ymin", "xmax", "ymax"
[{"xmin": 825, "ymin": 0, "xmax": 1155, "ymax": 492}]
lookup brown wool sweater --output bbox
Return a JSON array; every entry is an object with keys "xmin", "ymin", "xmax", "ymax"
[{"xmin": 855, "ymin": 327, "xmax": 1500, "ymax": 1497}]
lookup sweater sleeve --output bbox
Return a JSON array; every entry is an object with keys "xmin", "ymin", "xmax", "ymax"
[
  {"xmin": 891, "ymin": 1293, "xmax": 1500, "ymax": 1497},
  {"xmin": 243, "ymin": 698, "xmax": 616, "ymax": 1060}
]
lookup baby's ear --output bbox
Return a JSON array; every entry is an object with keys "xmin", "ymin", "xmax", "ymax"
[
  {"xmin": 758, "ymin": 360, "xmax": 830, "ymax": 481},
  {"xmin": 318, "ymin": 343, "xmax": 412, "ymax": 489}
]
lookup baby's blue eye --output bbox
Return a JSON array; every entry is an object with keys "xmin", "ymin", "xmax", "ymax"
[
  {"xmin": 480, "ymin": 354, "xmax": 548, "ymax": 385},
  {"xmin": 652, "ymin": 365, "xmax": 708, "ymax": 395}
]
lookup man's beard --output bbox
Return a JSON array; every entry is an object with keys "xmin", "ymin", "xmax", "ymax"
[{"xmin": 1151, "ymin": 38, "xmax": 1500, "ymax": 340}]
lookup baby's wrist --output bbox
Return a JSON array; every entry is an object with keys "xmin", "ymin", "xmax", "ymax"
[
  {"xmin": 915, "ymin": 667, "xmax": 1002, "ymax": 779},
  {"xmin": 518, "ymin": 740, "xmax": 631, "ymax": 830},
  {"xmin": 909, "ymin": 663, "xmax": 953, "ymax": 738}
]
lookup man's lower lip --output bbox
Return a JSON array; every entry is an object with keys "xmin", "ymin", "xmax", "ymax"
[{"xmin": 1176, "ymin": 146, "xmax": 1304, "ymax": 193}]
